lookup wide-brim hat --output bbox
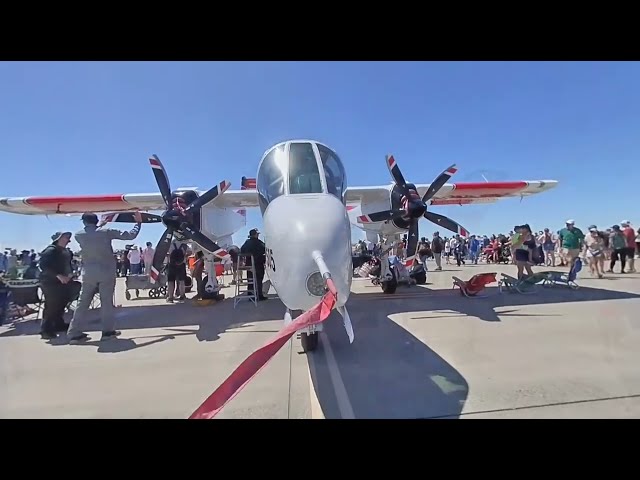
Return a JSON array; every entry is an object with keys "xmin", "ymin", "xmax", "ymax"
[{"xmin": 51, "ymin": 231, "xmax": 72, "ymax": 243}]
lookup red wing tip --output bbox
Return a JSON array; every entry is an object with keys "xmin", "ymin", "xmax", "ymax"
[
  {"xmin": 387, "ymin": 155, "xmax": 395, "ymax": 166},
  {"xmin": 447, "ymin": 166, "xmax": 458, "ymax": 174},
  {"xmin": 358, "ymin": 215, "xmax": 370, "ymax": 223}
]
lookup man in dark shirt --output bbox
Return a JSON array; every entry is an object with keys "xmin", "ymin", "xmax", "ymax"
[
  {"xmin": 38, "ymin": 232, "xmax": 74, "ymax": 339},
  {"xmin": 431, "ymin": 232, "xmax": 444, "ymax": 271},
  {"xmin": 240, "ymin": 228, "xmax": 267, "ymax": 301}
]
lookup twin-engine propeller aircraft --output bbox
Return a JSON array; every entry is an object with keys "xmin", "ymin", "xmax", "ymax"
[{"xmin": 0, "ymin": 139, "xmax": 558, "ymax": 351}]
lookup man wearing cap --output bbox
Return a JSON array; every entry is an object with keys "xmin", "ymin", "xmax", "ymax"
[
  {"xmin": 621, "ymin": 221, "xmax": 636, "ymax": 273},
  {"xmin": 66, "ymin": 211, "xmax": 142, "ymax": 344},
  {"xmin": 38, "ymin": 231, "xmax": 75, "ymax": 339},
  {"xmin": 558, "ymin": 220, "xmax": 585, "ymax": 270},
  {"xmin": 240, "ymin": 228, "xmax": 267, "ymax": 301}
]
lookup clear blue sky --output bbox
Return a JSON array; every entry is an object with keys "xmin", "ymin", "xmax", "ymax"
[{"xmin": 1, "ymin": 61, "xmax": 639, "ymax": 253}]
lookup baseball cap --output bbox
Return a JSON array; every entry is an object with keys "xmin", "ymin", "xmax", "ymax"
[
  {"xmin": 621, "ymin": 220, "xmax": 630, "ymax": 226},
  {"xmin": 248, "ymin": 228, "xmax": 260, "ymax": 237},
  {"xmin": 565, "ymin": 219, "xmax": 575, "ymax": 225}
]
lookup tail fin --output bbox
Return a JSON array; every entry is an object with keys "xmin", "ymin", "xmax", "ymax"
[{"xmin": 241, "ymin": 176, "xmax": 256, "ymax": 190}]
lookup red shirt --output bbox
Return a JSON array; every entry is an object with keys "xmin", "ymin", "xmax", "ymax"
[{"xmin": 623, "ymin": 227, "xmax": 635, "ymax": 248}]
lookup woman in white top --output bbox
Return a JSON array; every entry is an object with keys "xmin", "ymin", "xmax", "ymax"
[{"xmin": 582, "ymin": 226, "xmax": 605, "ymax": 278}]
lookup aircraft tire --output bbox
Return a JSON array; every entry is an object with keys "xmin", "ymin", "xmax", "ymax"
[
  {"xmin": 381, "ymin": 269, "xmax": 398, "ymax": 294},
  {"xmin": 301, "ymin": 332, "xmax": 319, "ymax": 352},
  {"xmin": 413, "ymin": 271, "xmax": 427, "ymax": 285}
]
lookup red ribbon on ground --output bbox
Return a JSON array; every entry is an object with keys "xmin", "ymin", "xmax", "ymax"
[{"xmin": 189, "ymin": 286, "xmax": 337, "ymax": 419}]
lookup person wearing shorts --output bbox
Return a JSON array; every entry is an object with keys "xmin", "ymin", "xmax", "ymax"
[{"xmin": 559, "ymin": 219, "xmax": 584, "ymax": 270}]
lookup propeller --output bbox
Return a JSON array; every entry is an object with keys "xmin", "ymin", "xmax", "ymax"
[
  {"xmin": 148, "ymin": 155, "xmax": 232, "ymax": 282},
  {"xmin": 104, "ymin": 154, "xmax": 232, "ymax": 283},
  {"xmin": 361, "ymin": 155, "xmax": 469, "ymax": 260}
]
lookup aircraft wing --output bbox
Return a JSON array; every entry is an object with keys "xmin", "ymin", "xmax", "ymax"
[
  {"xmin": 345, "ymin": 180, "xmax": 558, "ymax": 206},
  {"xmin": 0, "ymin": 189, "xmax": 261, "ymax": 215}
]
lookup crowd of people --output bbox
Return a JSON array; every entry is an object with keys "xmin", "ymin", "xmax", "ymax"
[
  {"xmin": 1, "ymin": 213, "xmax": 272, "ymax": 340},
  {"xmin": 2, "ymin": 214, "xmax": 638, "ymax": 340},
  {"xmin": 353, "ymin": 220, "xmax": 640, "ymax": 280}
]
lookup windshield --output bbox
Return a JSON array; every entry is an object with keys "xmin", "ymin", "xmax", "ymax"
[{"xmin": 288, "ymin": 142, "xmax": 323, "ymax": 195}]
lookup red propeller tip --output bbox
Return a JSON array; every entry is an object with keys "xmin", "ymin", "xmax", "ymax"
[{"xmin": 387, "ymin": 155, "xmax": 396, "ymax": 168}]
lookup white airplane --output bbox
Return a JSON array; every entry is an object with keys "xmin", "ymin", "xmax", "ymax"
[{"xmin": 0, "ymin": 139, "xmax": 558, "ymax": 351}]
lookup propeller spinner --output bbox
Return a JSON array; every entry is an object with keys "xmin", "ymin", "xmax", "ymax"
[{"xmin": 361, "ymin": 155, "xmax": 469, "ymax": 259}]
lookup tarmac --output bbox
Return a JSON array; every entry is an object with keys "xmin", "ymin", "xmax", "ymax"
[{"xmin": 2, "ymin": 260, "xmax": 640, "ymax": 419}]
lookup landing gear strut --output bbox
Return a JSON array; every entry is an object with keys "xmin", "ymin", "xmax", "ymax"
[{"xmin": 301, "ymin": 332, "xmax": 319, "ymax": 352}]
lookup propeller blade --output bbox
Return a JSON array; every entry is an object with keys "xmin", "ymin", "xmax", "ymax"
[
  {"xmin": 184, "ymin": 180, "xmax": 231, "ymax": 214},
  {"xmin": 149, "ymin": 228, "xmax": 173, "ymax": 284},
  {"xmin": 422, "ymin": 164, "xmax": 458, "ymax": 203},
  {"xmin": 357, "ymin": 209, "xmax": 405, "ymax": 223},
  {"xmin": 406, "ymin": 220, "xmax": 420, "ymax": 260},
  {"xmin": 424, "ymin": 211, "xmax": 469, "ymax": 237},
  {"xmin": 386, "ymin": 155, "xmax": 411, "ymax": 194},
  {"xmin": 100, "ymin": 212, "xmax": 163, "ymax": 224},
  {"xmin": 182, "ymin": 226, "xmax": 229, "ymax": 260},
  {"xmin": 149, "ymin": 154, "xmax": 173, "ymax": 208}
]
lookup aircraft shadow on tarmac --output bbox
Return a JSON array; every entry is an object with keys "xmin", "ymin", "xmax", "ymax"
[{"xmin": 307, "ymin": 282, "xmax": 640, "ymax": 419}]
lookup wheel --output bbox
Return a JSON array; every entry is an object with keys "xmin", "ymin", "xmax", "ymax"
[
  {"xmin": 149, "ymin": 289, "xmax": 159, "ymax": 298},
  {"xmin": 125, "ymin": 291, "xmax": 131, "ymax": 300},
  {"xmin": 159, "ymin": 286, "xmax": 167, "ymax": 296},
  {"xmin": 413, "ymin": 271, "xmax": 427, "ymax": 285},
  {"xmin": 381, "ymin": 268, "xmax": 398, "ymax": 294},
  {"xmin": 381, "ymin": 278, "xmax": 397, "ymax": 294},
  {"xmin": 301, "ymin": 332, "xmax": 319, "ymax": 352},
  {"xmin": 185, "ymin": 276, "xmax": 193, "ymax": 293},
  {"xmin": 135, "ymin": 289, "xmax": 140, "ymax": 298}
]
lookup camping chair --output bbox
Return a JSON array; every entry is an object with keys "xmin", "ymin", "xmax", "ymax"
[
  {"xmin": 497, "ymin": 273, "xmax": 539, "ymax": 294},
  {"xmin": 537, "ymin": 260, "xmax": 581, "ymax": 290},
  {"xmin": 0, "ymin": 284, "xmax": 10, "ymax": 325},
  {"xmin": 452, "ymin": 272, "xmax": 497, "ymax": 297},
  {"xmin": 7, "ymin": 280, "xmax": 42, "ymax": 320}
]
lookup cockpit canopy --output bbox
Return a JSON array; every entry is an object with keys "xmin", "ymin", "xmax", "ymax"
[{"xmin": 256, "ymin": 140, "xmax": 347, "ymax": 214}]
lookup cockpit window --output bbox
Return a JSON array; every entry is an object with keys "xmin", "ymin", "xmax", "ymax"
[
  {"xmin": 317, "ymin": 144, "xmax": 346, "ymax": 202},
  {"xmin": 257, "ymin": 144, "xmax": 286, "ymax": 214},
  {"xmin": 288, "ymin": 142, "xmax": 324, "ymax": 195}
]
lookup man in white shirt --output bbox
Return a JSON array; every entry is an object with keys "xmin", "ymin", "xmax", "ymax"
[
  {"xmin": 143, "ymin": 242, "xmax": 155, "ymax": 276},
  {"xmin": 128, "ymin": 246, "xmax": 142, "ymax": 275}
]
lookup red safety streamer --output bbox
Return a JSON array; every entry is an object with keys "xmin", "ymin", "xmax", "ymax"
[{"xmin": 189, "ymin": 286, "xmax": 337, "ymax": 419}]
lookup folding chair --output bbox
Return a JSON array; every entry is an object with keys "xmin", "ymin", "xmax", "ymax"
[
  {"xmin": 7, "ymin": 280, "xmax": 42, "ymax": 320},
  {"xmin": 537, "ymin": 258, "xmax": 582, "ymax": 290},
  {"xmin": 452, "ymin": 272, "xmax": 497, "ymax": 297},
  {"xmin": 497, "ymin": 273, "xmax": 539, "ymax": 294},
  {"xmin": 0, "ymin": 284, "xmax": 10, "ymax": 325}
]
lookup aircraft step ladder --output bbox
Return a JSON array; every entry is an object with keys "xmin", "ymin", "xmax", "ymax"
[{"xmin": 234, "ymin": 253, "xmax": 258, "ymax": 308}]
